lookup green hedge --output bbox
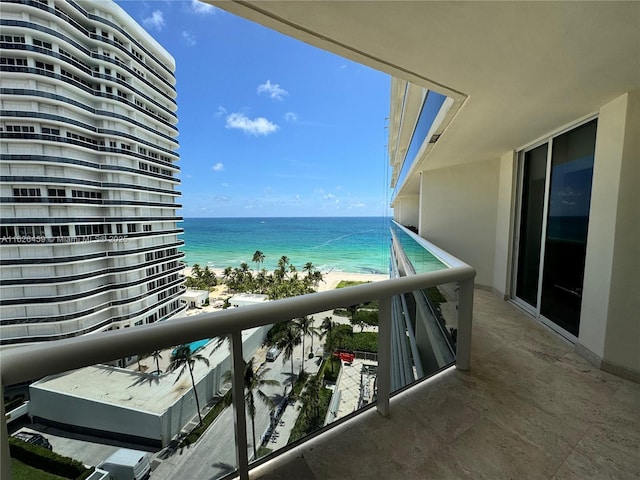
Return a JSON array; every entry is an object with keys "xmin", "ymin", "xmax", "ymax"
[
  {"xmin": 337, "ymin": 332, "xmax": 378, "ymax": 353},
  {"xmin": 288, "ymin": 386, "xmax": 332, "ymax": 443},
  {"xmin": 289, "ymin": 371, "xmax": 309, "ymax": 401},
  {"xmin": 425, "ymin": 286, "xmax": 447, "ymax": 304},
  {"xmin": 320, "ymin": 357, "xmax": 341, "ymax": 383},
  {"xmin": 354, "ymin": 310, "xmax": 378, "ymax": 326},
  {"xmin": 9, "ymin": 437, "xmax": 91, "ymax": 480},
  {"xmin": 11, "ymin": 458, "xmax": 67, "ymax": 480}
]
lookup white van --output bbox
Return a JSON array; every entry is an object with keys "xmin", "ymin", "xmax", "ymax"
[
  {"xmin": 266, "ymin": 346, "xmax": 280, "ymax": 361},
  {"xmin": 98, "ymin": 448, "xmax": 151, "ymax": 480}
]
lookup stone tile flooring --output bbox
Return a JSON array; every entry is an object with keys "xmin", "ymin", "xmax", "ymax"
[{"xmin": 255, "ymin": 289, "xmax": 640, "ymax": 479}]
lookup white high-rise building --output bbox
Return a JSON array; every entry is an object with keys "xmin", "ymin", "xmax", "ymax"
[{"xmin": 0, "ymin": 0, "xmax": 185, "ymax": 345}]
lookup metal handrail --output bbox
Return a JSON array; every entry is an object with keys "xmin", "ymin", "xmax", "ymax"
[{"xmin": 1, "ymin": 265, "xmax": 475, "ymax": 480}]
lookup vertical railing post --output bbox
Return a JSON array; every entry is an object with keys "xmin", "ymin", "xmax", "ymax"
[
  {"xmin": 456, "ymin": 277, "xmax": 474, "ymax": 371},
  {"xmin": 230, "ymin": 331, "xmax": 249, "ymax": 480},
  {"xmin": 377, "ymin": 296, "xmax": 392, "ymax": 417},
  {"xmin": 1, "ymin": 378, "xmax": 11, "ymax": 480}
]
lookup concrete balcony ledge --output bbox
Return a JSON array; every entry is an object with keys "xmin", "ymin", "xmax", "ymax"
[{"xmin": 255, "ymin": 289, "xmax": 639, "ymax": 480}]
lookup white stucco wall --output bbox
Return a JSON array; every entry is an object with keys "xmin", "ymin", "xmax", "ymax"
[
  {"xmin": 419, "ymin": 158, "xmax": 500, "ymax": 287},
  {"xmin": 29, "ymin": 388, "xmax": 163, "ymax": 444},
  {"xmin": 603, "ymin": 90, "xmax": 640, "ymax": 375},
  {"xmin": 492, "ymin": 152, "xmax": 517, "ymax": 298},
  {"xmin": 393, "ymin": 195, "xmax": 420, "ymax": 228},
  {"xmin": 579, "ymin": 93, "xmax": 638, "ymax": 374}
]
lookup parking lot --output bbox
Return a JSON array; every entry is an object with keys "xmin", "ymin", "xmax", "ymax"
[{"xmin": 12, "ymin": 423, "xmax": 157, "ymax": 468}]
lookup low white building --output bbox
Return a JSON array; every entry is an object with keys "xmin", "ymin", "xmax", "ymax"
[
  {"xmin": 181, "ymin": 289, "xmax": 209, "ymax": 309},
  {"xmin": 28, "ymin": 325, "xmax": 270, "ymax": 447},
  {"xmin": 228, "ymin": 293, "xmax": 268, "ymax": 308}
]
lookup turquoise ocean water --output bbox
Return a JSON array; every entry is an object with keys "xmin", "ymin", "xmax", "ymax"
[{"xmin": 179, "ymin": 217, "xmax": 391, "ymax": 275}]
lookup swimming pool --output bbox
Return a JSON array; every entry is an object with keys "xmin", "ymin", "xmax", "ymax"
[{"xmin": 172, "ymin": 338, "xmax": 210, "ymax": 356}]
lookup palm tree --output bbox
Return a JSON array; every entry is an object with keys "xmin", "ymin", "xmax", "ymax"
[
  {"xmin": 311, "ymin": 270, "xmax": 324, "ymax": 288},
  {"xmin": 223, "ymin": 358, "xmax": 279, "ymax": 459},
  {"xmin": 139, "ymin": 350, "xmax": 163, "ymax": 374},
  {"xmin": 150, "ymin": 350, "xmax": 163, "ymax": 374},
  {"xmin": 276, "ymin": 256, "xmax": 290, "ymax": 280},
  {"xmin": 252, "ymin": 250, "xmax": 265, "ymax": 270},
  {"xmin": 255, "ymin": 269, "xmax": 268, "ymax": 294},
  {"xmin": 300, "ymin": 375, "xmax": 322, "ymax": 429},
  {"xmin": 294, "ymin": 316, "xmax": 320, "ymax": 372},
  {"xmin": 202, "ymin": 266, "xmax": 216, "ymax": 288},
  {"xmin": 191, "ymin": 263, "xmax": 202, "ymax": 279},
  {"xmin": 222, "ymin": 266, "xmax": 233, "ymax": 293},
  {"xmin": 276, "ymin": 323, "xmax": 302, "ymax": 386},
  {"xmin": 167, "ymin": 344, "xmax": 210, "ymax": 426},
  {"xmin": 135, "ymin": 353, "xmax": 145, "ymax": 371},
  {"xmin": 320, "ymin": 316, "xmax": 338, "ymax": 374}
]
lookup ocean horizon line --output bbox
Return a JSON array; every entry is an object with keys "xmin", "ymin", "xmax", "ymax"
[{"xmin": 180, "ymin": 215, "xmax": 391, "ymax": 220}]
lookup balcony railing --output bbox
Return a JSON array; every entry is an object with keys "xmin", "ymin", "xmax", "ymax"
[{"xmin": 1, "ymin": 262, "xmax": 474, "ymax": 480}]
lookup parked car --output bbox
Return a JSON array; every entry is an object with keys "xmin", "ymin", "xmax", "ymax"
[
  {"xmin": 266, "ymin": 346, "xmax": 281, "ymax": 361},
  {"xmin": 13, "ymin": 431, "xmax": 53, "ymax": 450}
]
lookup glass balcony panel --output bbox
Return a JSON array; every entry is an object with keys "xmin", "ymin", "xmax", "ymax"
[
  {"xmin": 3, "ymin": 259, "xmax": 475, "ymax": 479},
  {"xmin": 389, "ymin": 222, "xmax": 457, "ymax": 392},
  {"xmin": 251, "ymin": 300, "xmax": 384, "ymax": 462}
]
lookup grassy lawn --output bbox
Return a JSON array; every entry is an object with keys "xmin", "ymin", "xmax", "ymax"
[
  {"xmin": 335, "ymin": 280, "xmax": 371, "ymax": 289},
  {"xmin": 335, "ymin": 281, "xmax": 379, "ymax": 309},
  {"xmin": 11, "ymin": 458, "xmax": 66, "ymax": 480},
  {"xmin": 256, "ymin": 446, "xmax": 273, "ymax": 459}
]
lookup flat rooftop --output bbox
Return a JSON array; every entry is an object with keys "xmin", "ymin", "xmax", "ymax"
[{"xmin": 31, "ymin": 328, "xmax": 261, "ymax": 415}]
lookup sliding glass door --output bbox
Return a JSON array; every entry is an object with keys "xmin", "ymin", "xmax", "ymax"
[{"xmin": 513, "ymin": 119, "xmax": 597, "ymax": 338}]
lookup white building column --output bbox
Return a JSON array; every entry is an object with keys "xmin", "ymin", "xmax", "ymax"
[
  {"xmin": 394, "ymin": 196, "xmax": 420, "ymax": 228},
  {"xmin": 579, "ymin": 90, "xmax": 640, "ymax": 381},
  {"xmin": 492, "ymin": 151, "xmax": 517, "ymax": 299}
]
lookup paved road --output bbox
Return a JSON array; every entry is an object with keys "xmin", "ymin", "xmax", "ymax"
[{"xmin": 157, "ymin": 341, "xmax": 321, "ymax": 480}]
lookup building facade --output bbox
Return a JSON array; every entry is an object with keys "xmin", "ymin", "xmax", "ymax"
[{"xmin": 0, "ymin": 0, "xmax": 185, "ymax": 345}]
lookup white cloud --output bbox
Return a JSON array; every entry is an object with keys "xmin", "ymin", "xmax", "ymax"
[
  {"xmin": 349, "ymin": 202, "xmax": 366, "ymax": 209},
  {"xmin": 323, "ymin": 193, "xmax": 335, "ymax": 199},
  {"xmin": 212, "ymin": 162, "xmax": 224, "ymax": 171},
  {"xmin": 225, "ymin": 112, "xmax": 279, "ymax": 136},
  {"xmin": 143, "ymin": 10, "xmax": 165, "ymax": 31},
  {"xmin": 182, "ymin": 31, "xmax": 196, "ymax": 46},
  {"xmin": 257, "ymin": 80, "xmax": 288, "ymax": 100},
  {"xmin": 221, "ymin": 182, "xmax": 230, "ymax": 187},
  {"xmin": 215, "ymin": 106, "xmax": 227, "ymax": 118},
  {"xmin": 190, "ymin": 0, "xmax": 216, "ymax": 14},
  {"xmin": 284, "ymin": 112, "xmax": 298, "ymax": 122}
]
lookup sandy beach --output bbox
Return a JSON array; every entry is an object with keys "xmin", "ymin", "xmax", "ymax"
[{"xmin": 182, "ymin": 267, "xmax": 388, "ymax": 293}]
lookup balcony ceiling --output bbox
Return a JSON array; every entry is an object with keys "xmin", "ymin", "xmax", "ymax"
[{"xmin": 209, "ymin": 1, "xmax": 639, "ymax": 181}]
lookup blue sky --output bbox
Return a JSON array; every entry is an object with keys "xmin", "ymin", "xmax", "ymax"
[{"xmin": 114, "ymin": 1, "xmax": 391, "ymax": 218}]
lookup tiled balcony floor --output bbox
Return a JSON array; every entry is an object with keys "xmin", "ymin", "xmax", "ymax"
[{"xmin": 256, "ymin": 289, "xmax": 640, "ymax": 479}]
